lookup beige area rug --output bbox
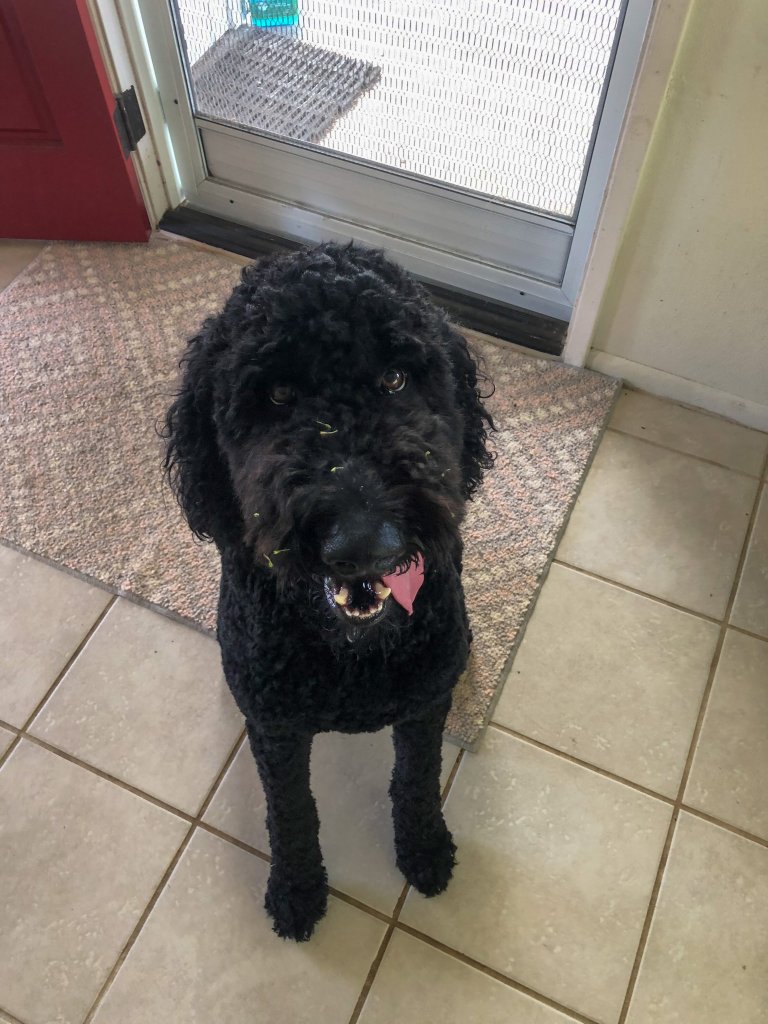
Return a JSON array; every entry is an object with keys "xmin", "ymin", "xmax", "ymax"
[{"xmin": 0, "ymin": 238, "xmax": 619, "ymax": 747}]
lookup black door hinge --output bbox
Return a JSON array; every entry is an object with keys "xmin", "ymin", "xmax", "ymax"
[{"xmin": 114, "ymin": 86, "xmax": 146, "ymax": 156}]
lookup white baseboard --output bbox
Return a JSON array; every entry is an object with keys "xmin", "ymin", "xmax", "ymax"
[{"xmin": 588, "ymin": 351, "xmax": 768, "ymax": 432}]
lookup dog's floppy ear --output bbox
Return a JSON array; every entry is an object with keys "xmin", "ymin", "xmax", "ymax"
[
  {"xmin": 164, "ymin": 316, "xmax": 242, "ymax": 546},
  {"xmin": 442, "ymin": 323, "xmax": 495, "ymax": 499}
]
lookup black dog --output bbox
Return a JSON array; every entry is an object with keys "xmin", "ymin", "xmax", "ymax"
[{"xmin": 165, "ymin": 242, "xmax": 493, "ymax": 940}]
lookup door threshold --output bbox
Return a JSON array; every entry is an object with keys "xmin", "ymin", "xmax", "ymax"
[{"xmin": 158, "ymin": 207, "xmax": 567, "ymax": 356}]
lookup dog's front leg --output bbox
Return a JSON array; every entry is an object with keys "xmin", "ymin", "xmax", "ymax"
[
  {"xmin": 246, "ymin": 722, "xmax": 327, "ymax": 941},
  {"xmin": 390, "ymin": 702, "xmax": 456, "ymax": 896}
]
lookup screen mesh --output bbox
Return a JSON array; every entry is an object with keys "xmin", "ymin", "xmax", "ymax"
[{"xmin": 175, "ymin": 0, "xmax": 623, "ymax": 217}]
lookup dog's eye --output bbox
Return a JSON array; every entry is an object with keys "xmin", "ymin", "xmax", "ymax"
[
  {"xmin": 380, "ymin": 369, "xmax": 407, "ymax": 393},
  {"xmin": 269, "ymin": 384, "xmax": 295, "ymax": 406}
]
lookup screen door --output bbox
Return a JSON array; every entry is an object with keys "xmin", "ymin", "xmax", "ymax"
[{"xmin": 136, "ymin": 0, "xmax": 653, "ymax": 319}]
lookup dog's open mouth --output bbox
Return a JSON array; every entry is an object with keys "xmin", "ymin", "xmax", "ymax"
[{"xmin": 323, "ymin": 577, "xmax": 391, "ymax": 623}]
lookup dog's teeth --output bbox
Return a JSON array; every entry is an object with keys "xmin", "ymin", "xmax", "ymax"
[{"xmin": 332, "ymin": 580, "xmax": 388, "ymax": 621}]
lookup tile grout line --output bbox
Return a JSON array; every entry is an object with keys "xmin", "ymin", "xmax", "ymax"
[
  {"xmin": 553, "ymin": 558, "xmax": 767, "ymax": 645},
  {"xmin": 605, "ymin": 425, "xmax": 768, "ymax": 481},
  {"xmin": 0, "ymin": 1006, "xmax": 25, "ymax": 1024},
  {"xmin": 488, "ymin": 724, "xmax": 677, "ymax": 806},
  {"xmin": 343, "ymin": 858, "xmax": 410, "ymax": 1022},
  {"xmin": 194, "ymin": 820, "xmax": 271, "ymax": 866},
  {"xmin": 614, "ymin": 641, "xmax": 717, "ymax": 1024},
  {"xmin": 441, "ymin": 747, "xmax": 466, "ymax": 803},
  {"xmin": 327, "ymin": 890, "xmax": 393, "ymax": 927},
  {"xmin": 195, "ymin": 819, "xmax": 395, "ymax": 926},
  {"xmin": 0, "ymin": 597, "xmax": 118, "ymax": 775},
  {"xmin": 467, "ymin": 723, "xmax": 768, "ymax": 851},
  {"xmin": 82, "ymin": 829, "xmax": 198, "ymax": 1024},
  {"xmin": 614, "ymin": 807, "xmax": 681, "ymax": 1020},
  {"xmin": 80, "ymin": 727, "xmax": 246, "ymax": 1024},
  {"xmin": 195, "ymin": 729, "xmax": 247, "ymax": 820},
  {"xmin": 0, "ymin": 733, "xmax": 23, "ymax": 774},
  {"xmin": 345, "ymin": 747, "xmax": 467, "ymax": 1024},
  {"xmin": 393, "ymin": 923, "xmax": 604, "ymax": 1024},
  {"xmin": 23, "ymin": 596, "xmax": 118, "ymax": 732},
  {"xmin": 680, "ymin": 805, "xmax": 768, "ymax": 851},
  {"xmin": 345, "ymin": 925, "xmax": 397, "ymax": 1024},
  {"xmin": 20, "ymin": 735, "xmax": 196, "ymax": 824},
  {"xmin": 728, "ymin": 622, "xmax": 768, "ymax": 646},
  {"xmin": 552, "ymin": 559, "xmax": 724, "ymax": 624},
  {"xmin": 615, "ymin": 442, "xmax": 768, "ymax": 1024}
]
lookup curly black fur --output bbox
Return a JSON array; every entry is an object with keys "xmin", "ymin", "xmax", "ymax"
[{"xmin": 164, "ymin": 242, "xmax": 494, "ymax": 940}]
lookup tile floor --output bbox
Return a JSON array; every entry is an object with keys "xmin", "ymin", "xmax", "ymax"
[{"xmin": 2, "ymin": 241, "xmax": 768, "ymax": 1024}]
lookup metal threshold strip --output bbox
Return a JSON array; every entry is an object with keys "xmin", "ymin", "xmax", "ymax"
[{"xmin": 158, "ymin": 206, "xmax": 568, "ymax": 356}]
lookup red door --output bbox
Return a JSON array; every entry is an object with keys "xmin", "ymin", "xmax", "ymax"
[{"xmin": 0, "ymin": 0, "xmax": 150, "ymax": 242}]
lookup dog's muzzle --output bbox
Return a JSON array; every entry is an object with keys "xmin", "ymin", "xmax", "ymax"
[
  {"xmin": 323, "ymin": 555, "xmax": 425, "ymax": 624},
  {"xmin": 320, "ymin": 513, "xmax": 417, "ymax": 625}
]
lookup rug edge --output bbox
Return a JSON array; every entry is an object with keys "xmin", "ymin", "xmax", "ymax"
[
  {"xmin": 444, "ymin": 371, "xmax": 624, "ymax": 752},
  {"xmin": 0, "ymin": 244, "xmax": 51, "ymax": 302},
  {"xmin": 0, "ymin": 533, "xmax": 216, "ymax": 641}
]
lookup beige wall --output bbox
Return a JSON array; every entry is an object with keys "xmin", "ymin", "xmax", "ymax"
[{"xmin": 587, "ymin": 0, "xmax": 768, "ymax": 429}]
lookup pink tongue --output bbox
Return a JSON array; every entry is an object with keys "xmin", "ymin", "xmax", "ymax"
[{"xmin": 382, "ymin": 553, "xmax": 425, "ymax": 616}]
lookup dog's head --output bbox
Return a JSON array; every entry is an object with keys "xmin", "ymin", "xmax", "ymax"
[{"xmin": 165, "ymin": 242, "xmax": 494, "ymax": 634}]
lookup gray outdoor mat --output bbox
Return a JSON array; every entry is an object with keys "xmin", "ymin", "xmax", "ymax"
[{"xmin": 191, "ymin": 25, "xmax": 381, "ymax": 144}]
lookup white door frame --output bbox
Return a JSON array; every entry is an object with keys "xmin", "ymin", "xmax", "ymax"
[
  {"xmin": 91, "ymin": 0, "xmax": 691, "ymax": 361},
  {"xmin": 562, "ymin": 0, "xmax": 695, "ymax": 365},
  {"xmin": 85, "ymin": 0, "xmax": 181, "ymax": 221}
]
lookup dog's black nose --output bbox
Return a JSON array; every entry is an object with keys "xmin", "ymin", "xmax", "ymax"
[{"xmin": 321, "ymin": 517, "xmax": 405, "ymax": 578}]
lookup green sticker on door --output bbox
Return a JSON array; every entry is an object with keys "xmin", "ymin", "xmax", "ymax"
[{"xmin": 249, "ymin": 0, "xmax": 299, "ymax": 27}]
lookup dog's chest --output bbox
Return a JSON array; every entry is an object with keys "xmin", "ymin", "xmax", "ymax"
[{"xmin": 217, "ymin": 566, "xmax": 469, "ymax": 731}]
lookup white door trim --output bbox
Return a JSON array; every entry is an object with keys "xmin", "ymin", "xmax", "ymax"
[
  {"xmin": 562, "ymin": 0, "xmax": 696, "ymax": 365},
  {"xmin": 86, "ymin": 0, "xmax": 181, "ymax": 224}
]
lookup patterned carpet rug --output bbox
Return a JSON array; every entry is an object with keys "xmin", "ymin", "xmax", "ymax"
[
  {"xmin": 192, "ymin": 26, "xmax": 381, "ymax": 143},
  {"xmin": 0, "ymin": 238, "xmax": 619, "ymax": 747}
]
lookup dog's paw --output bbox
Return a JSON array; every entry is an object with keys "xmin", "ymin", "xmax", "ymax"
[
  {"xmin": 264, "ymin": 868, "xmax": 328, "ymax": 942},
  {"xmin": 396, "ymin": 822, "xmax": 457, "ymax": 897}
]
